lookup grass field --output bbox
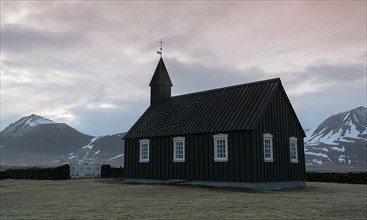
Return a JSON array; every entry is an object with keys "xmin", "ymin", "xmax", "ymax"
[{"xmin": 1, "ymin": 179, "xmax": 366, "ymax": 219}]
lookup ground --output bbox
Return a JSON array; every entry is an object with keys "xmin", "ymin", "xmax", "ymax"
[{"xmin": 0, "ymin": 179, "xmax": 366, "ymax": 219}]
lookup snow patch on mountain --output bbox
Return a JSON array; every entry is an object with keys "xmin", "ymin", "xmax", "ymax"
[
  {"xmin": 2, "ymin": 114, "xmax": 55, "ymax": 133},
  {"xmin": 312, "ymin": 159, "xmax": 323, "ymax": 165},
  {"xmin": 68, "ymin": 155, "xmax": 77, "ymax": 160},
  {"xmin": 108, "ymin": 154, "xmax": 124, "ymax": 161},
  {"xmin": 25, "ymin": 116, "xmax": 54, "ymax": 127},
  {"xmin": 331, "ymin": 146, "xmax": 345, "ymax": 152},
  {"xmin": 304, "ymin": 151, "xmax": 329, "ymax": 158},
  {"xmin": 82, "ymin": 137, "xmax": 98, "ymax": 149}
]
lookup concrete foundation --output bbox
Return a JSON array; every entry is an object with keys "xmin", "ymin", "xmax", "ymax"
[{"xmin": 124, "ymin": 178, "xmax": 305, "ymax": 190}]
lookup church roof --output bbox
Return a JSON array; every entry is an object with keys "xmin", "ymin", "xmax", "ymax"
[
  {"xmin": 125, "ymin": 78, "xmax": 297, "ymax": 139},
  {"xmin": 149, "ymin": 57, "xmax": 173, "ymax": 87}
]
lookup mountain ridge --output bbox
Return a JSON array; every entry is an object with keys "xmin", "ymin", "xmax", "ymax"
[
  {"xmin": 305, "ymin": 106, "xmax": 367, "ymax": 171},
  {"xmin": 306, "ymin": 106, "xmax": 366, "ymax": 145},
  {"xmin": 0, "ymin": 114, "xmax": 124, "ymax": 167},
  {"xmin": 1, "ymin": 108, "xmax": 366, "ymax": 171}
]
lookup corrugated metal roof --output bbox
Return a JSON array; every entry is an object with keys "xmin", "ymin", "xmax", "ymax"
[
  {"xmin": 149, "ymin": 58, "xmax": 173, "ymax": 86},
  {"xmin": 125, "ymin": 78, "xmax": 282, "ymax": 139}
]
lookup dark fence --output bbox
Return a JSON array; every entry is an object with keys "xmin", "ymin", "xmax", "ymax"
[
  {"xmin": 0, "ymin": 164, "xmax": 71, "ymax": 180},
  {"xmin": 306, "ymin": 172, "xmax": 367, "ymax": 184}
]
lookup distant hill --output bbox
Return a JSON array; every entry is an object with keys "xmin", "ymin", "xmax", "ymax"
[
  {"xmin": 305, "ymin": 106, "xmax": 367, "ymax": 171},
  {"xmin": 0, "ymin": 114, "xmax": 124, "ymax": 167},
  {"xmin": 64, "ymin": 133, "xmax": 125, "ymax": 167}
]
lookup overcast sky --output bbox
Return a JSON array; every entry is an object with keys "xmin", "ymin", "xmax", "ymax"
[{"xmin": 1, "ymin": 1, "xmax": 366, "ymax": 136}]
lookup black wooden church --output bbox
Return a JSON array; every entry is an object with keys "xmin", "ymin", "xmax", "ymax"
[{"xmin": 124, "ymin": 57, "xmax": 306, "ymax": 190}]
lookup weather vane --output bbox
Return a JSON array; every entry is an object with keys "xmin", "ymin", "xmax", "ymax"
[{"xmin": 157, "ymin": 38, "xmax": 164, "ymax": 57}]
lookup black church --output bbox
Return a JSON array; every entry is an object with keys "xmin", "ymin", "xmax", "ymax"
[{"xmin": 123, "ymin": 57, "xmax": 306, "ymax": 190}]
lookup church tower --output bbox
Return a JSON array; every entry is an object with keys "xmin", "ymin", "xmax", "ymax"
[{"xmin": 149, "ymin": 57, "xmax": 173, "ymax": 106}]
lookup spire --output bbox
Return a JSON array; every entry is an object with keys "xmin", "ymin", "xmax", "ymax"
[
  {"xmin": 149, "ymin": 57, "xmax": 173, "ymax": 106},
  {"xmin": 149, "ymin": 57, "xmax": 173, "ymax": 87}
]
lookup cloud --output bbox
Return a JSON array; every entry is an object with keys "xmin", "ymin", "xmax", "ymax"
[
  {"xmin": 306, "ymin": 63, "xmax": 365, "ymax": 83},
  {"xmin": 283, "ymin": 62, "xmax": 366, "ymax": 129},
  {"xmin": 1, "ymin": 1, "xmax": 366, "ymax": 135},
  {"xmin": 164, "ymin": 57, "xmax": 268, "ymax": 96},
  {"xmin": 1, "ymin": 24, "xmax": 87, "ymax": 53},
  {"xmin": 284, "ymin": 61, "xmax": 366, "ymax": 96},
  {"xmin": 67, "ymin": 99, "xmax": 148, "ymax": 136},
  {"xmin": 290, "ymin": 81, "xmax": 365, "ymax": 130}
]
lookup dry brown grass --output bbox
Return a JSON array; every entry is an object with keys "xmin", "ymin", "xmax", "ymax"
[{"xmin": 1, "ymin": 179, "xmax": 366, "ymax": 219}]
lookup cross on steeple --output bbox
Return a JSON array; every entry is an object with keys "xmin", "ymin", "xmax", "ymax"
[{"xmin": 157, "ymin": 38, "xmax": 164, "ymax": 57}]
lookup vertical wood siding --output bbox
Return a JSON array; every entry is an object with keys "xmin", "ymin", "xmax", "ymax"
[
  {"xmin": 125, "ymin": 131, "xmax": 255, "ymax": 182},
  {"xmin": 151, "ymin": 85, "xmax": 171, "ymax": 106},
  {"xmin": 253, "ymin": 87, "xmax": 306, "ymax": 182}
]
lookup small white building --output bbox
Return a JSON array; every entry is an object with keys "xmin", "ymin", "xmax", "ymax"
[{"xmin": 70, "ymin": 149, "xmax": 101, "ymax": 179}]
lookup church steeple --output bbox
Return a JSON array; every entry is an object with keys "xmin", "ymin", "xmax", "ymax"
[{"xmin": 149, "ymin": 57, "xmax": 173, "ymax": 106}]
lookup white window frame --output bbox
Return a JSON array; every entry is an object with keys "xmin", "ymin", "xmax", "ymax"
[
  {"xmin": 139, "ymin": 139, "xmax": 150, "ymax": 163},
  {"xmin": 173, "ymin": 137, "xmax": 185, "ymax": 162},
  {"xmin": 289, "ymin": 137, "xmax": 299, "ymax": 163},
  {"xmin": 263, "ymin": 133, "xmax": 274, "ymax": 162},
  {"xmin": 213, "ymin": 134, "xmax": 228, "ymax": 162}
]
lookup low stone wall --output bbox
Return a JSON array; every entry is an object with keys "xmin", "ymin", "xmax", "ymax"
[
  {"xmin": 306, "ymin": 172, "xmax": 367, "ymax": 184},
  {"xmin": 101, "ymin": 164, "xmax": 124, "ymax": 178},
  {"xmin": 1, "ymin": 167, "xmax": 365, "ymax": 184},
  {"xmin": 0, "ymin": 164, "xmax": 124, "ymax": 180},
  {"xmin": 0, "ymin": 164, "xmax": 70, "ymax": 180}
]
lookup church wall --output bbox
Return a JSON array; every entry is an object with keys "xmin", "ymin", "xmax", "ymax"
[
  {"xmin": 124, "ymin": 131, "xmax": 256, "ymax": 182},
  {"xmin": 253, "ymin": 86, "xmax": 306, "ymax": 182}
]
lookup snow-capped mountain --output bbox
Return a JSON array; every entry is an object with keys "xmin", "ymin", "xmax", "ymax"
[
  {"xmin": 2, "ymin": 114, "xmax": 55, "ymax": 135},
  {"xmin": 305, "ymin": 106, "xmax": 367, "ymax": 171},
  {"xmin": 0, "ymin": 114, "xmax": 124, "ymax": 167}
]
